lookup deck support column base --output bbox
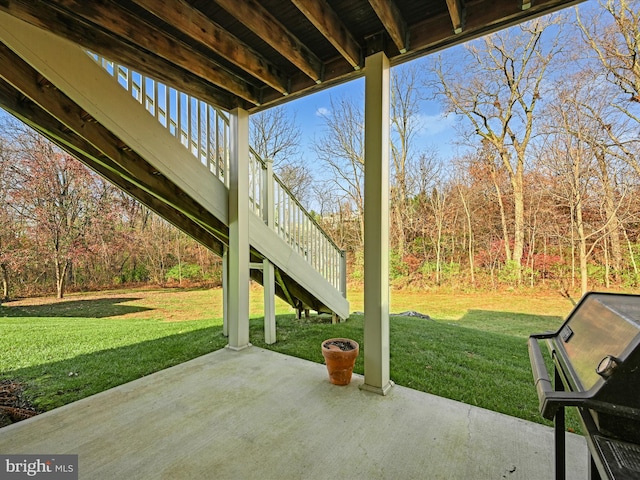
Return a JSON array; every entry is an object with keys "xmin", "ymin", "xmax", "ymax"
[
  {"xmin": 359, "ymin": 380, "xmax": 394, "ymax": 396},
  {"xmin": 225, "ymin": 343, "xmax": 253, "ymax": 352}
]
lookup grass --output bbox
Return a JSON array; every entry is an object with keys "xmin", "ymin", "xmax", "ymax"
[{"xmin": 1, "ymin": 285, "xmax": 579, "ymax": 429}]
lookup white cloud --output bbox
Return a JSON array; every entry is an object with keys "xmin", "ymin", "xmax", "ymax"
[{"xmin": 315, "ymin": 107, "xmax": 331, "ymax": 117}]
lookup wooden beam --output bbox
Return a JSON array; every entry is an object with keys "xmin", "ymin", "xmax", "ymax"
[
  {"xmin": 213, "ymin": 0, "xmax": 324, "ymax": 83},
  {"xmin": 291, "ymin": 0, "xmax": 362, "ymax": 70},
  {"xmin": 446, "ymin": 0, "xmax": 465, "ymax": 34},
  {"xmin": 0, "ymin": 0, "xmax": 239, "ymax": 110},
  {"xmin": 401, "ymin": 0, "xmax": 584, "ymax": 66},
  {"xmin": 257, "ymin": 54, "xmax": 358, "ymax": 111},
  {"xmin": 367, "ymin": 0, "xmax": 409, "ymax": 53},
  {"xmin": 130, "ymin": 0, "xmax": 289, "ymax": 95},
  {"xmin": 274, "ymin": 268, "xmax": 296, "ymax": 308},
  {"xmin": 48, "ymin": 0, "xmax": 259, "ymax": 105}
]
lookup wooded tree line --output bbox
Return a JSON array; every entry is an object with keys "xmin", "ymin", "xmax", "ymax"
[
  {"xmin": 309, "ymin": 0, "xmax": 640, "ymax": 295},
  {"xmin": 0, "ymin": 123, "xmax": 222, "ymax": 300},
  {"xmin": 0, "ymin": 0, "xmax": 638, "ymax": 301}
]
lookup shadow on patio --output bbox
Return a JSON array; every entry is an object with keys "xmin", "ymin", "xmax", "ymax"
[{"xmin": 0, "ymin": 346, "xmax": 587, "ymax": 479}]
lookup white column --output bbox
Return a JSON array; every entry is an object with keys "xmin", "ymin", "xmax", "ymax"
[
  {"xmin": 263, "ymin": 260, "xmax": 276, "ymax": 344},
  {"xmin": 263, "ymin": 158, "xmax": 276, "ymax": 344},
  {"xmin": 361, "ymin": 51, "xmax": 393, "ymax": 395},
  {"xmin": 222, "ymin": 245, "xmax": 229, "ymax": 337},
  {"xmin": 227, "ymin": 107, "xmax": 251, "ymax": 351}
]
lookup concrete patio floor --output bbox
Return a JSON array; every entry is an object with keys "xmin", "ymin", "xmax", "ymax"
[{"xmin": 0, "ymin": 347, "xmax": 587, "ymax": 479}]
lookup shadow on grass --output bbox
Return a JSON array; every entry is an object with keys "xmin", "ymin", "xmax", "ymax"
[
  {"xmin": 455, "ymin": 309, "xmax": 563, "ymax": 337},
  {"xmin": 1, "ymin": 324, "xmax": 229, "ymax": 414},
  {"xmin": 0, "ymin": 297, "xmax": 152, "ymax": 318}
]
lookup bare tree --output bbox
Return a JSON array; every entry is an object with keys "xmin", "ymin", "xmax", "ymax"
[
  {"xmin": 390, "ymin": 64, "xmax": 425, "ymax": 257},
  {"xmin": 577, "ymin": 0, "xmax": 640, "ymax": 108},
  {"xmin": 250, "ymin": 106, "xmax": 311, "ymax": 205},
  {"xmin": 542, "ymin": 71, "xmax": 633, "ymax": 294},
  {"xmin": 452, "ymin": 157, "xmax": 482, "ymax": 286},
  {"xmin": 0, "ymin": 124, "xmax": 20, "ymax": 301},
  {"xmin": 430, "ymin": 17, "xmax": 564, "ymax": 281},
  {"xmin": 577, "ymin": 0, "xmax": 640, "ymax": 188},
  {"xmin": 12, "ymin": 130, "xmax": 99, "ymax": 299},
  {"xmin": 426, "ymin": 182, "xmax": 449, "ymax": 285},
  {"xmin": 314, "ymin": 95, "xmax": 366, "ymax": 247}
]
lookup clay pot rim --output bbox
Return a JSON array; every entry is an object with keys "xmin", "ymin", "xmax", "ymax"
[{"xmin": 321, "ymin": 337, "xmax": 359, "ymax": 352}]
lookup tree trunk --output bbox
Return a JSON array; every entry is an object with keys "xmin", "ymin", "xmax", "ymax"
[
  {"xmin": 492, "ymin": 176, "xmax": 512, "ymax": 263},
  {"xmin": 511, "ymin": 170, "xmax": 525, "ymax": 280},
  {"xmin": 596, "ymin": 152, "xmax": 623, "ymax": 277},
  {"xmin": 458, "ymin": 186, "xmax": 475, "ymax": 285},
  {"xmin": 570, "ymin": 203, "xmax": 576, "ymax": 290},
  {"xmin": 1, "ymin": 263, "xmax": 8, "ymax": 302},
  {"xmin": 55, "ymin": 258, "xmax": 69, "ymax": 299},
  {"xmin": 435, "ymin": 220, "xmax": 443, "ymax": 285},
  {"xmin": 393, "ymin": 203, "xmax": 406, "ymax": 258},
  {"xmin": 624, "ymin": 228, "xmax": 639, "ymax": 278},
  {"xmin": 576, "ymin": 196, "xmax": 589, "ymax": 295}
]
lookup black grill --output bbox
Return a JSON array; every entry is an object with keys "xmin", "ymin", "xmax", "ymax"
[{"xmin": 529, "ymin": 292, "xmax": 640, "ymax": 480}]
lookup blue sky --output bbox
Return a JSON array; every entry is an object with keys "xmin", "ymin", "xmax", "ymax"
[{"xmin": 273, "ymin": 57, "xmax": 461, "ymax": 173}]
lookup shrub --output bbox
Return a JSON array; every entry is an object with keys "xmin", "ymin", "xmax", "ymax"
[{"xmin": 166, "ymin": 263, "xmax": 203, "ymax": 282}]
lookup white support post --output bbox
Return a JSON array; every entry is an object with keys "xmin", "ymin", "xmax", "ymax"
[
  {"xmin": 222, "ymin": 245, "xmax": 228, "ymax": 337},
  {"xmin": 263, "ymin": 158, "xmax": 277, "ymax": 344},
  {"xmin": 227, "ymin": 107, "xmax": 251, "ymax": 351},
  {"xmin": 263, "ymin": 259, "xmax": 276, "ymax": 344},
  {"xmin": 361, "ymin": 51, "xmax": 393, "ymax": 395}
]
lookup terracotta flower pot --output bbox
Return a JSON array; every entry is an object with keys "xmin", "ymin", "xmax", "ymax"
[{"xmin": 321, "ymin": 338, "xmax": 359, "ymax": 385}]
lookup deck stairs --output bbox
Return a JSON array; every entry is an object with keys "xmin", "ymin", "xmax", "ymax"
[{"xmin": 0, "ymin": 15, "xmax": 349, "ymax": 321}]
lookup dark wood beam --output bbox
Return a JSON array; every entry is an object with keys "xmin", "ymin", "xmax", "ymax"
[
  {"xmin": 130, "ymin": 0, "xmax": 289, "ymax": 95},
  {"xmin": 402, "ymin": 0, "xmax": 583, "ymax": 65},
  {"xmin": 212, "ymin": 0, "xmax": 324, "ymax": 83},
  {"xmin": 49, "ymin": 0, "xmax": 259, "ymax": 105},
  {"xmin": 291, "ymin": 0, "xmax": 362, "ymax": 70},
  {"xmin": 446, "ymin": 0, "xmax": 465, "ymax": 34},
  {"xmin": 257, "ymin": 53, "xmax": 358, "ymax": 111},
  {"xmin": 368, "ymin": 0, "xmax": 409, "ymax": 53},
  {"xmin": 0, "ymin": 0, "xmax": 240, "ymax": 110},
  {"xmin": 0, "ymin": 41, "xmax": 229, "ymax": 245}
]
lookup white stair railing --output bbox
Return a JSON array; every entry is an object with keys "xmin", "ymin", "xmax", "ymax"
[
  {"xmin": 89, "ymin": 53, "xmax": 229, "ymax": 184},
  {"xmin": 248, "ymin": 150, "xmax": 345, "ymax": 292},
  {"xmin": 90, "ymin": 54, "xmax": 346, "ymax": 293}
]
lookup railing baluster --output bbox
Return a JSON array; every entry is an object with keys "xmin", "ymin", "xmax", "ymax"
[
  {"xmin": 165, "ymin": 84, "xmax": 170, "ymax": 128},
  {"xmin": 204, "ymin": 103, "xmax": 209, "ymax": 168},
  {"xmin": 188, "ymin": 96, "xmax": 192, "ymax": 153}
]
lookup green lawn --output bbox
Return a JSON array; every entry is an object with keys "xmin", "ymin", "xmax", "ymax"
[{"xmin": 1, "ymin": 286, "xmax": 578, "ymax": 429}]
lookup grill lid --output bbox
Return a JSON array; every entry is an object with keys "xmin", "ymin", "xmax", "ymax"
[
  {"xmin": 529, "ymin": 292, "xmax": 640, "ymax": 440},
  {"xmin": 555, "ymin": 293, "xmax": 640, "ymax": 392}
]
